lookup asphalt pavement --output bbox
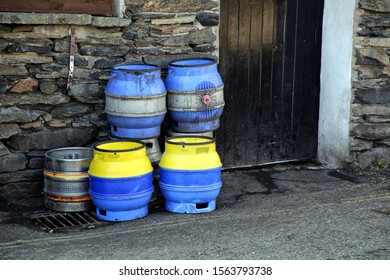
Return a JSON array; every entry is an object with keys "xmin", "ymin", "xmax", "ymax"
[{"xmin": 0, "ymin": 162, "xmax": 390, "ymax": 260}]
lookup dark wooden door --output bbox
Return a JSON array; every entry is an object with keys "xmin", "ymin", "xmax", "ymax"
[{"xmin": 217, "ymin": 0, "xmax": 324, "ymax": 168}]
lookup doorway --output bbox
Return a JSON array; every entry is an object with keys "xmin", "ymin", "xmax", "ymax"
[{"xmin": 217, "ymin": 0, "xmax": 324, "ymax": 168}]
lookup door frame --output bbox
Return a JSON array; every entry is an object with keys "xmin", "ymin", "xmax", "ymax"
[
  {"xmin": 217, "ymin": 0, "xmax": 356, "ymax": 168},
  {"xmin": 217, "ymin": 0, "xmax": 324, "ymax": 168},
  {"xmin": 317, "ymin": 0, "xmax": 356, "ymax": 168}
]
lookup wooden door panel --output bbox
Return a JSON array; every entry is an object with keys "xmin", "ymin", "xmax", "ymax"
[{"xmin": 218, "ymin": 0, "xmax": 324, "ymax": 168}]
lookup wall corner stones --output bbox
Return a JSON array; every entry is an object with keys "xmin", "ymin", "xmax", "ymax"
[
  {"xmin": 196, "ymin": 12, "xmax": 219, "ymax": 26},
  {"xmin": 350, "ymin": 0, "xmax": 390, "ymax": 169}
]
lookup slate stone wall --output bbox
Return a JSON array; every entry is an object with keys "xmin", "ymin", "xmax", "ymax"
[
  {"xmin": 350, "ymin": 0, "xmax": 390, "ymax": 169},
  {"xmin": 0, "ymin": 0, "xmax": 220, "ymax": 200}
]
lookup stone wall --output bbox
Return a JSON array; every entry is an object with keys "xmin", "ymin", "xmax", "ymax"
[
  {"xmin": 349, "ymin": 0, "xmax": 390, "ymax": 169},
  {"xmin": 0, "ymin": 0, "xmax": 220, "ymax": 200}
]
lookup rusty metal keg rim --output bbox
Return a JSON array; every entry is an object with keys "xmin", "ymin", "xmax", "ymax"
[
  {"xmin": 166, "ymin": 136, "xmax": 215, "ymax": 146},
  {"xmin": 94, "ymin": 140, "xmax": 145, "ymax": 153},
  {"xmin": 168, "ymin": 58, "xmax": 216, "ymax": 68},
  {"xmin": 45, "ymin": 147, "xmax": 93, "ymax": 161},
  {"xmin": 112, "ymin": 63, "xmax": 160, "ymax": 73}
]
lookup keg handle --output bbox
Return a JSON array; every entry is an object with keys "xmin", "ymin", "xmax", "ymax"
[
  {"xmin": 53, "ymin": 160, "xmax": 60, "ymax": 173},
  {"xmin": 196, "ymin": 81, "xmax": 216, "ymax": 91},
  {"xmin": 145, "ymin": 143, "xmax": 153, "ymax": 149},
  {"xmin": 196, "ymin": 147, "xmax": 209, "ymax": 154}
]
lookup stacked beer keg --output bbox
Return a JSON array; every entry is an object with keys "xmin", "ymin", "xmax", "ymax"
[
  {"xmin": 160, "ymin": 58, "xmax": 225, "ymax": 213},
  {"xmin": 42, "ymin": 59, "xmax": 225, "ymax": 219},
  {"xmin": 86, "ymin": 64, "xmax": 166, "ymax": 221},
  {"xmin": 89, "ymin": 58, "xmax": 225, "ymax": 221},
  {"xmin": 105, "ymin": 64, "xmax": 165, "ymax": 200},
  {"xmin": 165, "ymin": 58, "xmax": 224, "ymax": 137}
]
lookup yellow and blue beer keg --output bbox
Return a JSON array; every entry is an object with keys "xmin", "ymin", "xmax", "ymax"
[
  {"xmin": 88, "ymin": 141, "xmax": 153, "ymax": 221},
  {"xmin": 159, "ymin": 136, "xmax": 222, "ymax": 213},
  {"xmin": 109, "ymin": 134, "xmax": 162, "ymax": 202}
]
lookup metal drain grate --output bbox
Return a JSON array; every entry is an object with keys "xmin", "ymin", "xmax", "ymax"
[{"xmin": 30, "ymin": 210, "xmax": 109, "ymax": 233}]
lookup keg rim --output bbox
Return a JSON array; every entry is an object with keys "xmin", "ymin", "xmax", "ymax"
[
  {"xmin": 166, "ymin": 136, "xmax": 215, "ymax": 146},
  {"xmin": 168, "ymin": 58, "xmax": 216, "ymax": 68},
  {"xmin": 112, "ymin": 63, "xmax": 160, "ymax": 73},
  {"xmin": 94, "ymin": 140, "xmax": 146, "ymax": 153},
  {"xmin": 109, "ymin": 134, "xmax": 158, "ymax": 141},
  {"xmin": 45, "ymin": 147, "xmax": 94, "ymax": 161},
  {"xmin": 166, "ymin": 129, "xmax": 214, "ymax": 136}
]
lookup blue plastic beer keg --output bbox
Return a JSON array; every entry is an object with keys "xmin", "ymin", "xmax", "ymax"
[
  {"xmin": 105, "ymin": 64, "xmax": 167, "ymax": 138},
  {"xmin": 165, "ymin": 58, "xmax": 225, "ymax": 132}
]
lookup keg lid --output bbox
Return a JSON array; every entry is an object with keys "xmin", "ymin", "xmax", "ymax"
[
  {"xmin": 94, "ymin": 140, "xmax": 145, "ymax": 153},
  {"xmin": 168, "ymin": 58, "xmax": 216, "ymax": 68},
  {"xmin": 113, "ymin": 63, "xmax": 160, "ymax": 73},
  {"xmin": 166, "ymin": 136, "xmax": 215, "ymax": 146},
  {"xmin": 45, "ymin": 147, "xmax": 93, "ymax": 160}
]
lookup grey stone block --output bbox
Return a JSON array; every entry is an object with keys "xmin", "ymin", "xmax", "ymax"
[
  {"xmin": 0, "ymin": 12, "xmax": 92, "ymax": 25},
  {"xmin": 360, "ymin": 0, "xmax": 390, "ymax": 13},
  {"xmin": 51, "ymin": 102, "xmax": 92, "ymax": 118},
  {"xmin": 93, "ymin": 58, "xmax": 124, "ymax": 69},
  {"xmin": 356, "ymin": 48, "xmax": 389, "ymax": 66},
  {"xmin": 360, "ymin": 13, "xmax": 390, "ymax": 28},
  {"xmin": 357, "ymin": 147, "xmax": 390, "ymax": 169},
  {"xmin": 196, "ymin": 12, "xmax": 219, "ymax": 26},
  {"xmin": 161, "ymin": 28, "xmax": 217, "ymax": 46},
  {"xmin": 0, "ymin": 181, "xmax": 43, "ymax": 199},
  {"xmin": 0, "ymin": 169, "xmax": 43, "ymax": 185},
  {"xmin": 0, "ymin": 54, "xmax": 52, "ymax": 64},
  {"xmin": 0, "ymin": 153, "xmax": 27, "ymax": 173},
  {"xmin": 39, "ymin": 80, "xmax": 58, "ymax": 95},
  {"xmin": 0, "ymin": 65, "xmax": 28, "ymax": 76},
  {"xmin": 0, "ymin": 108, "xmax": 45, "ymax": 123},
  {"xmin": 6, "ymin": 44, "xmax": 52, "ymax": 54},
  {"xmin": 79, "ymin": 45, "xmax": 130, "ymax": 57},
  {"xmin": 0, "ymin": 124, "xmax": 21, "ymax": 139},
  {"xmin": 0, "ymin": 93, "xmax": 70, "ymax": 106},
  {"xmin": 68, "ymin": 82, "xmax": 104, "ymax": 104},
  {"xmin": 351, "ymin": 124, "xmax": 390, "ymax": 140},
  {"xmin": 54, "ymin": 54, "xmax": 89, "ymax": 67},
  {"xmin": 91, "ymin": 17, "xmax": 132, "ymax": 27},
  {"xmin": 193, "ymin": 44, "xmax": 216, "ymax": 52},
  {"xmin": 0, "ymin": 141, "xmax": 10, "ymax": 157},
  {"xmin": 354, "ymin": 87, "xmax": 390, "ymax": 104},
  {"xmin": 6, "ymin": 126, "xmax": 98, "ymax": 150}
]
